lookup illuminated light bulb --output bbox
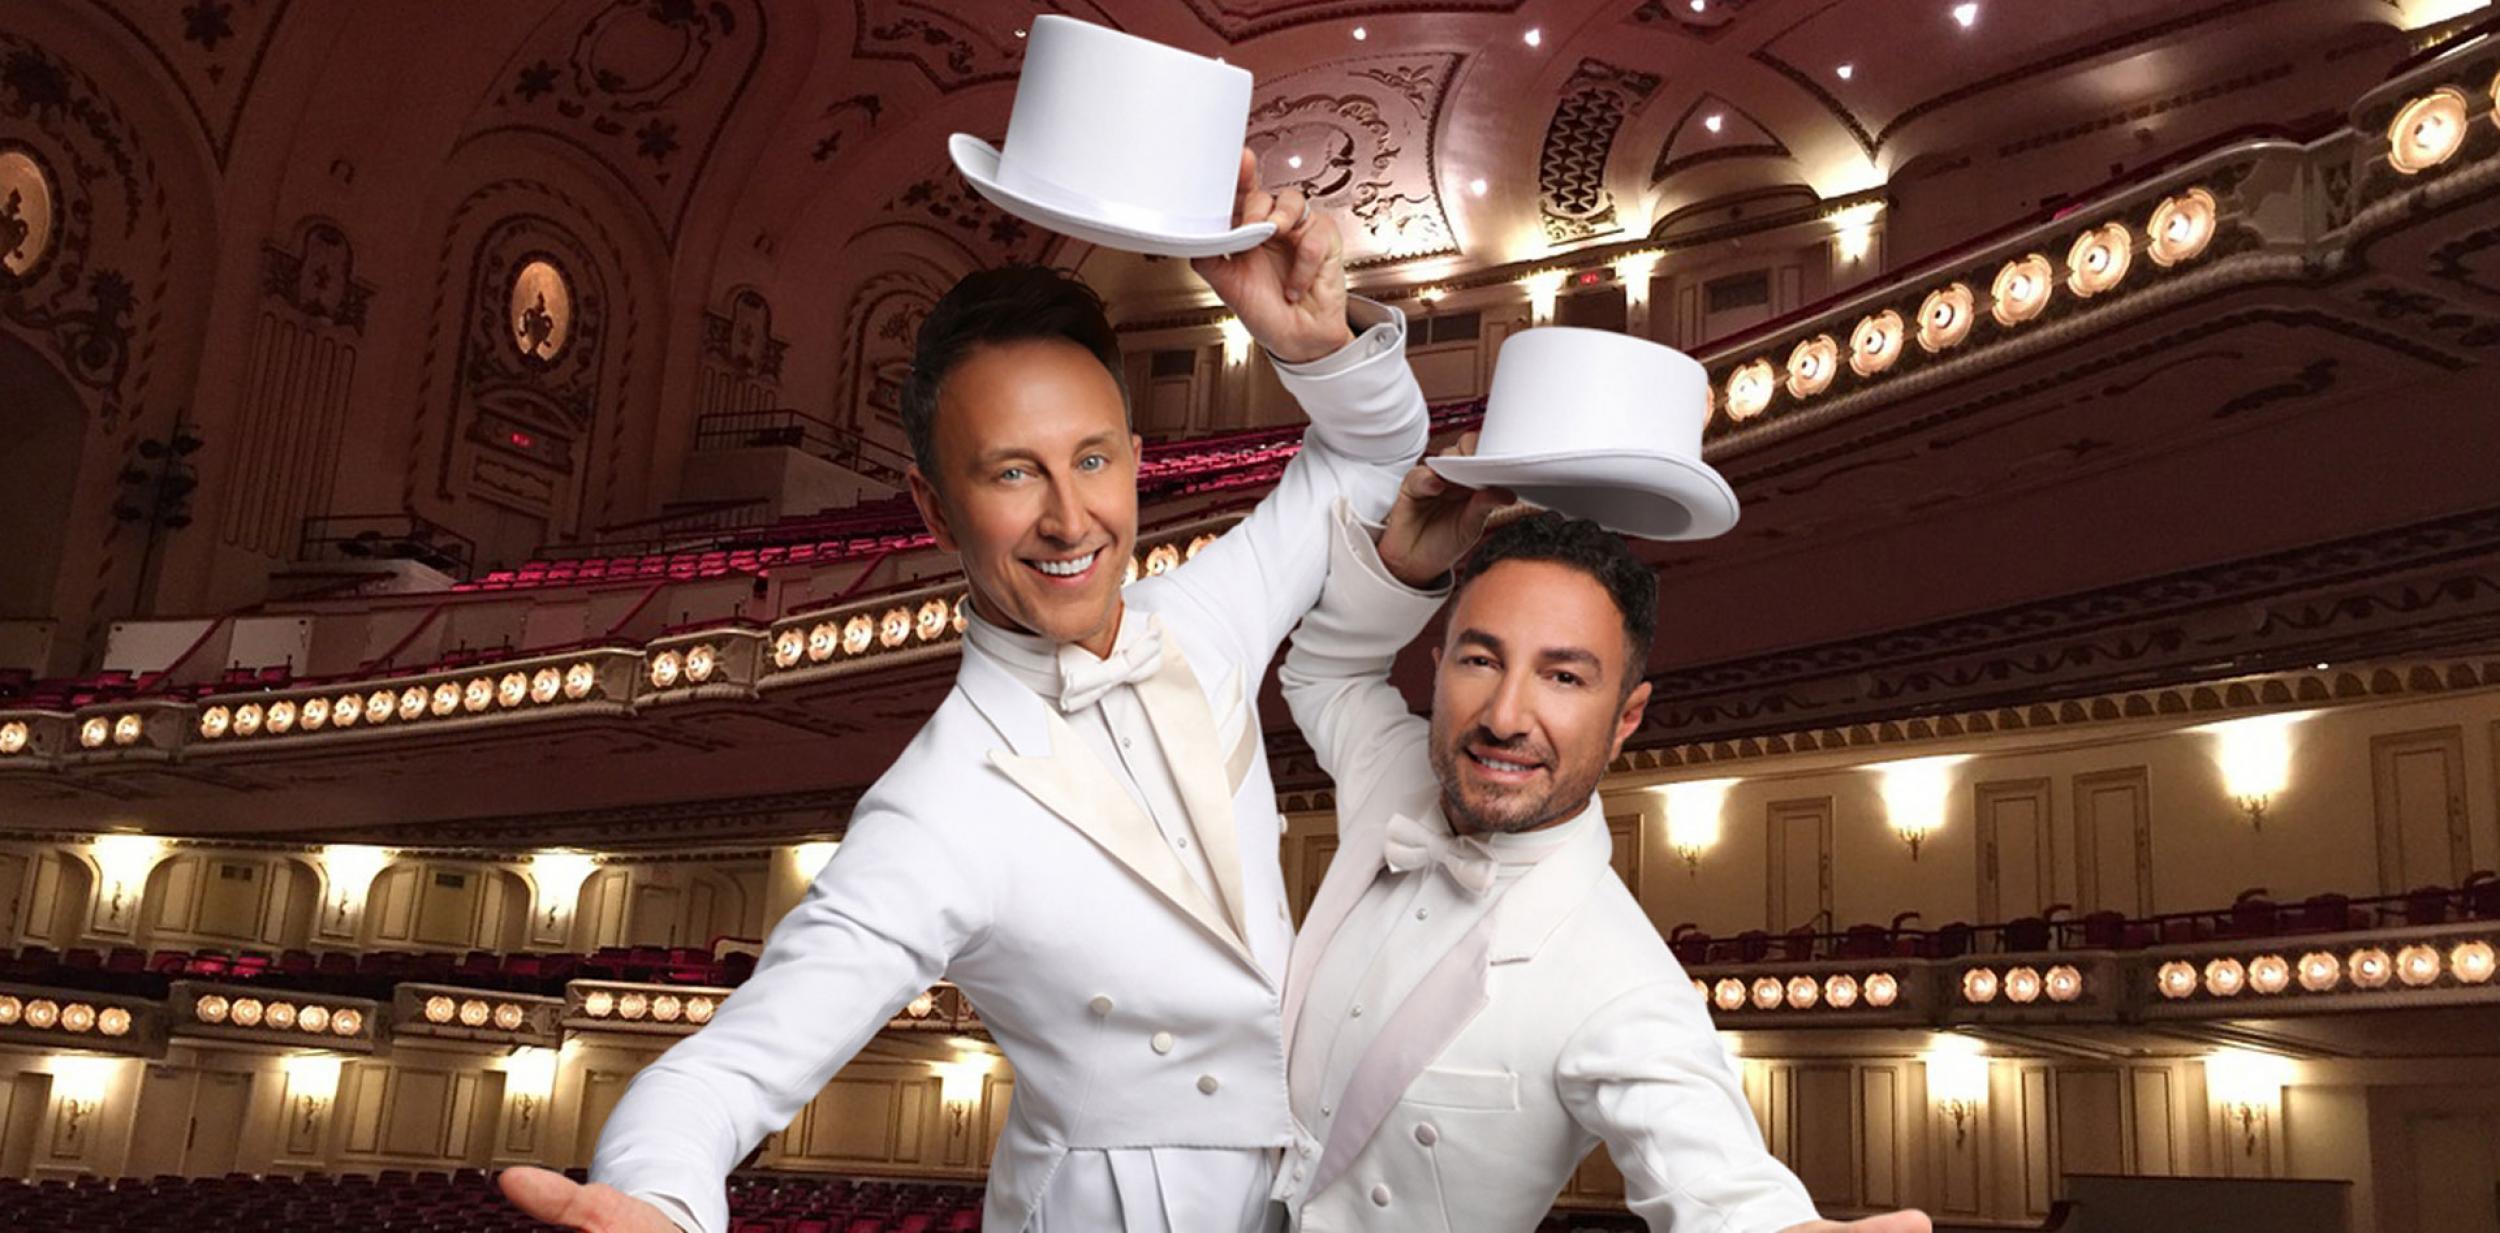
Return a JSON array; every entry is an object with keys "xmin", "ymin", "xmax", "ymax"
[
  {"xmin": 330, "ymin": 1009, "xmax": 362, "ymax": 1036},
  {"xmin": 1917, "ymin": 284, "xmax": 1975, "ymax": 352},
  {"xmin": 265, "ymin": 1002, "xmax": 298, "ymax": 1030},
  {"xmin": 2157, "ymin": 961, "xmax": 2198, "ymax": 1000},
  {"xmin": 370, "ymin": 688, "xmax": 402, "ymax": 723},
  {"xmin": 1952, "ymin": 3, "xmax": 1979, "ymax": 28},
  {"xmin": 459, "ymin": 999, "xmax": 491, "ymax": 1028},
  {"xmin": 264, "ymin": 701, "xmax": 296, "ymax": 735},
  {"xmin": 2065, "ymin": 223, "xmax": 2132, "ymax": 298},
  {"xmin": 79, "ymin": 717, "xmax": 110, "ymax": 748},
  {"xmin": 563, "ymin": 663, "xmax": 596, "ymax": 699},
  {"xmin": 2044, "ymin": 965, "xmax": 2082, "ymax": 1003},
  {"xmin": 396, "ymin": 686, "xmax": 426, "ymax": 721},
  {"xmin": 1962, "ymin": 968, "xmax": 2001, "ymax": 1004},
  {"xmin": 498, "ymin": 672, "xmax": 529, "ymax": 707},
  {"xmin": 1786, "ymin": 975, "xmax": 1821, "ymax": 1009},
  {"xmin": 687, "ymin": 997, "xmax": 716, "ymax": 1025},
  {"xmin": 25, "ymin": 999, "xmax": 58, "ymax": 1029},
  {"xmin": 774, "ymin": 628, "xmax": 806, "ymax": 669},
  {"xmin": 2396, "ymin": 944, "xmax": 2442, "ymax": 987},
  {"xmin": 1469, "ymin": 177, "xmax": 1488, "ymax": 197},
  {"xmin": 232, "ymin": 705, "xmax": 264, "ymax": 738},
  {"xmin": 431, "ymin": 682, "xmax": 462, "ymax": 716},
  {"xmin": 61, "ymin": 1003, "xmax": 96, "ymax": 1033},
  {"xmin": 1825, "ymin": 974, "xmax": 1860, "ymax": 1009},
  {"xmin": 1990, "ymin": 254, "xmax": 2054, "ymax": 326},
  {"xmin": 879, "ymin": 607, "xmax": 912, "ymax": 649},
  {"xmin": 98, "ymin": 1007, "xmax": 132, "ymax": 1037},
  {"xmin": 583, "ymin": 991, "xmax": 615, "ymax": 1019},
  {"xmin": 1849, "ymin": 311, "xmax": 1904, "ymax": 377},
  {"xmin": 2349, "ymin": 947, "xmax": 2392, "ymax": 989},
  {"xmin": 462, "ymin": 678, "xmax": 492, "ymax": 712},
  {"xmin": 200, "ymin": 707, "xmax": 232, "ymax": 739},
  {"xmin": 617, "ymin": 992, "xmax": 650, "ymax": 1021},
  {"xmin": 1713, "ymin": 979, "xmax": 1747, "ymax": 1011},
  {"xmin": 1724, "ymin": 360, "xmax": 1777, "ymax": 421},
  {"xmin": 653, "ymin": 994, "xmax": 683, "ymax": 1023},
  {"xmin": 332, "ymin": 693, "xmax": 362, "ymax": 727},
  {"xmin": 0, "ymin": 721, "xmax": 27, "ymax": 754},
  {"xmin": 2297, "ymin": 951, "xmax": 2341, "ymax": 993},
  {"xmin": 2204, "ymin": 957, "xmax": 2247, "ymax": 998},
  {"xmin": 1836, "ymin": 63, "xmax": 1854, "ymax": 80},
  {"xmin": 299, "ymin": 1005, "xmax": 330, "ymax": 1034},
  {"xmin": 112, "ymin": 713, "xmax": 144, "ymax": 745},
  {"xmin": 1864, "ymin": 972, "xmax": 1900, "ymax": 1008},
  {"xmin": 300, "ymin": 697, "xmax": 329, "ymax": 730},
  {"xmin": 195, "ymin": 995, "xmax": 230, "ymax": 1024},
  {"xmin": 1352, "ymin": 25, "xmax": 1366, "ymax": 40},
  {"xmin": 0, "ymin": 996, "xmax": 20, "ymax": 1026},
  {"xmin": 1785, "ymin": 335, "xmax": 1840, "ymax": 399},
  {"xmin": 494, "ymin": 1003, "xmax": 526, "ymax": 1031},
  {"xmin": 807, "ymin": 622, "xmax": 840, "ymax": 663},
  {"xmin": 530, "ymin": 668, "xmax": 562, "ymax": 702},
  {"xmin": 2451, "ymin": 941, "xmax": 2495, "ymax": 984},
  {"xmin": 2388, "ymin": 88, "xmax": 2469, "ymax": 174},
  {"xmin": 2003, "ymin": 967, "xmax": 2043, "ymax": 1004},
  {"xmin": 424, "ymin": 995, "xmax": 455, "ymax": 1024},
  {"xmin": 843, "ymin": 615, "xmax": 876, "ymax": 656},
  {"xmin": 1523, "ymin": 26, "xmax": 1542, "ymax": 47},
  {"xmin": 2248, "ymin": 954, "xmax": 2291, "ymax": 995},
  {"xmin": 684, "ymin": 644, "xmax": 719, "ymax": 682},
  {"xmin": 1704, "ymin": 113, "xmax": 1725, "ymax": 134},
  {"xmin": 649, "ymin": 651, "xmax": 683, "ymax": 690},
  {"xmin": 231, "ymin": 998, "xmax": 264, "ymax": 1027}
]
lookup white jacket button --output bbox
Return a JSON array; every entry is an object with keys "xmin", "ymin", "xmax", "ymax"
[
  {"xmin": 1198, "ymin": 1074, "xmax": 1220, "ymax": 1094},
  {"xmin": 1090, "ymin": 995, "xmax": 1114, "ymax": 1017},
  {"xmin": 1414, "ymin": 1122, "xmax": 1438, "ymax": 1146},
  {"xmin": 1152, "ymin": 1031, "xmax": 1175, "ymax": 1054},
  {"xmin": 1370, "ymin": 1183, "xmax": 1392, "ymax": 1207}
]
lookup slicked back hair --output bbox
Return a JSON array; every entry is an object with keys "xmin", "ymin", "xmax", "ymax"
[
  {"xmin": 899, "ymin": 265, "xmax": 1129, "ymax": 484},
  {"xmin": 1451, "ymin": 511, "xmax": 1658, "ymax": 694}
]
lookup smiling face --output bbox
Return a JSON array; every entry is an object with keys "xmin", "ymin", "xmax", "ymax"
[
  {"xmin": 906, "ymin": 337, "xmax": 1140, "ymax": 657},
  {"xmin": 1427, "ymin": 559, "xmax": 1651, "ymax": 836}
]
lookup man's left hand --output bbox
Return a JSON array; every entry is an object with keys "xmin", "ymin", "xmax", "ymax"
[
  {"xmin": 1781, "ymin": 1211, "xmax": 1933, "ymax": 1233},
  {"xmin": 1192, "ymin": 148, "xmax": 1355, "ymax": 364}
]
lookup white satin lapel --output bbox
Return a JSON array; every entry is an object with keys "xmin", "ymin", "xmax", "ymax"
[
  {"xmin": 1133, "ymin": 633, "xmax": 1251, "ymax": 945},
  {"xmin": 1307, "ymin": 916, "xmax": 1494, "ymax": 1200},
  {"xmin": 987, "ymin": 708, "xmax": 1256, "ymax": 972},
  {"xmin": 1281, "ymin": 821, "xmax": 1389, "ymax": 1042}
]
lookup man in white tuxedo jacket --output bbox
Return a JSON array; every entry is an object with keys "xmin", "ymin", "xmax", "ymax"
[
  {"xmin": 1271, "ymin": 458, "xmax": 1932, "ymax": 1233},
  {"xmin": 500, "ymin": 156, "xmax": 1427, "ymax": 1233}
]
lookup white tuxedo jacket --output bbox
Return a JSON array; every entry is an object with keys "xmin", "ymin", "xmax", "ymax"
[
  {"xmin": 1271, "ymin": 510, "xmax": 1820, "ymax": 1233},
  {"xmin": 591, "ymin": 305, "xmax": 1427, "ymax": 1233}
]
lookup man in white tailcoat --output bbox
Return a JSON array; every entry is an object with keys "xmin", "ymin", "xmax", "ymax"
[
  {"xmin": 500, "ymin": 154, "xmax": 1427, "ymax": 1233},
  {"xmin": 1271, "ymin": 452, "xmax": 1932, "ymax": 1233}
]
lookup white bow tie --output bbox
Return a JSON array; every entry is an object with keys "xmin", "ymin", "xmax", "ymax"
[
  {"xmin": 1384, "ymin": 813, "xmax": 1498, "ymax": 897},
  {"xmin": 1056, "ymin": 617, "xmax": 1165, "ymax": 712}
]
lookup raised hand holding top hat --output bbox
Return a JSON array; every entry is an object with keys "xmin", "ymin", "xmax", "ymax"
[{"xmin": 1193, "ymin": 149, "xmax": 1358, "ymax": 365}]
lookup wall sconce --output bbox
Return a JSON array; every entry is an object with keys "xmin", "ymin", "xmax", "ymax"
[
  {"xmin": 934, "ymin": 1054, "xmax": 991, "ymax": 1137},
  {"xmin": 2206, "ymin": 1048, "xmax": 2292, "ymax": 1157},
  {"xmin": 88, "ymin": 833, "xmax": 164, "ymax": 928},
  {"xmin": 1216, "ymin": 316, "xmax": 1252, "ymax": 367},
  {"xmin": 1926, "ymin": 1036, "xmax": 1988, "ymax": 1145},
  {"xmin": 1661, "ymin": 778, "xmax": 1737, "ymax": 875},
  {"xmin": 793, "ymin": 840, "xmax": 841, "ymax": 882},
  {"xmin": 1831, "ymin": 203, "xmax": 1883, "ymax": 264},
  {"xmin": 1873, "ymin": 755, "xmax": 1968, "ymax": 860},
  {"xmin": 1521, "ymin": 269, "xmax": 1567, "ymax": 324},
  {"xmin": 284, "ymin": 1053, "xmax": 342, "ymax": 1137},
  {"xmin": 320, "ymin": 843, "xmax": 393, "ymax": 929},
  {"xmin": 1612, "ymin": 251, "xmax": 1663, "ymax": 308},
  {"xmin": 49, "ymin": 1055, "xmax": 117, "ymax": 1142},
  {"xmin": 530, "ymin": 850, "xmax": 601, "ymax": 931},
  {"xmin": 2204, "ymin": 712, "xmax": 2306, "ymax": 831},
  {"xmin": 503, "ymin": 1046, "xmax": 559, "ymax": 1132}
]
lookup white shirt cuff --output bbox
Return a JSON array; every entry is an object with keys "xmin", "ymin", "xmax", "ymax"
[{"xmin": 1269, "ymin": 296, "xmax": 1403, "ymax": 379}]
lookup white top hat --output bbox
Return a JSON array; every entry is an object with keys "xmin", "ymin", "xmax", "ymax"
[
  {"xmin": 950, "ymin": 16, "xmax": 1275, "ymax": 259},
  {"xmin": 1428, "ymin": 327, "xmax": 1739, "ymax": 541}
]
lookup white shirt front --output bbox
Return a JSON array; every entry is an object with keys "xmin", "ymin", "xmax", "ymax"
[{"xmin": 1286, "ymin": 810, "xmax": 1588, "ymax": 1149}]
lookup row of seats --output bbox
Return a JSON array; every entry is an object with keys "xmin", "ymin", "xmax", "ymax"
[
  {"xmin": 1669, "ymin": 872, "xmax": 2500, "ymax": 968},
  {"xmin": 0, "ymin": 1167, "xmax": 1640, "ymax": 1232},
  {"xmin": 0, "ymin": 943, "xmax": 760, "ymax": 1001}
]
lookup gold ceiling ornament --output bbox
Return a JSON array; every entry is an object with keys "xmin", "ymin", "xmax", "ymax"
[
  {"xmin": 1849, "ymin": 310, "xmax": 1904, "ymax": 377},
  {"xmin": 509, "ymin": 258, "xmax": 575, "ymax": 363},
  {"xmin": 1784, "ymin": 335, "xmax": 1840, "ymax": 399},
  {"xmin": 2146, "ymin": 188, "xmax": 2218, "ymax": 267},
  {"xmin": 1989, "ymin": 254, "xmax": 2055, "ymax": 327},
  {"xmin": 2065, "ymin": 222, "xmax": 2133, "ymax": 298},
  {"xmin": 2387, "ymin": 87, "xmax": 2469, "ymax": 175},
  {"xmin": 1724, "ymin": 360, "xmax": 1777, "ymax": 421},
  {"xmin": 1916, "ymin": 284, "xmax": 1976, "ymax": 353},
  {"xmin": 0, "ymin": 146, "xmax": 59, "ymax": 280}
]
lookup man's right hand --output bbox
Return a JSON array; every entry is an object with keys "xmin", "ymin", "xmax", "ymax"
[
  {"xmin": 499, "ymin": 1166, "xmax": 685, "ymax": 1233},
  {"xmin": 1376, "ymin": 432, "xmax": 1513, "ymax": 589}
]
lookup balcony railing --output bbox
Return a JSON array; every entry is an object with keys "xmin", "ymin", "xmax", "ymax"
[
  {"xmin": 694, "ymin": 409, "xmax": 916, "ymax": 487},
  {"xmin": 299, "ymin": 512, "xmax": 475, "ymax": 578}
]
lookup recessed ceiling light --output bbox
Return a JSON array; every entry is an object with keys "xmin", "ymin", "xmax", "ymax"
[
  {"xmin": 1836, "ymin": 63, "xmax": 1854, "ymax": 79},
  {"xmin": 1524, "ymin": 27, "xmax": 1543, "ymax": 47},
  {"xmin": 1352, "ymin": 25, "xmax": 1367, "ymax": 40},
  {"xmin": 1013, "ymin": 28, "xmax": 1027, "ymax": 39},
  {"xmin": 1690, "ymin": 0, "xmax": 1706, "ymax": 9},
  {"xmin": 1704, "ymin": 113, "xmax": 1724, "ymax": 133},
  {"xmin": 1468, "ymin": 177, "xmax": 1488, "ymax": 196},
  {"xmin": 1287, "ymin": 155, "xmax": 1303, "ymax": 169},
  {"xmin": 1953, "ymin": 3, "xmax": 1979, "ymax": 28}
]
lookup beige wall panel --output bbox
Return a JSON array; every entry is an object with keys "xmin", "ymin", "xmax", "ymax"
[
  {"xmin": 575, "ymin": 1069, "xmax": 633, "ymax": 1162},
  {"xmin": 1860, "ymin": 1065, "xmax": 1901, "ymax": 1210},
  {"xmin": 1408, "ymin": 344, "xmax": 1481, "ymax": 403},
  {"xmin": 2372, "ymin": 727, "xmax": 2470, "ymax": 893},
  {"xmin": 2055, "ymin": 1068, "xmax": 2125, "ymax": 1179},
  {"xmin": 1767, "ymin": 798, "xmax": 1833, "ymax": 932},
  {"xmin": 2075, "ymin": 768, "xmax": 2154, "ymax": 916},
  {"xmin": 1793, "ymin": 1064, "xmax": 1856, "ymax": 1207},
  {"xmin": 384, "ymin": 1069, "xmax": 454, "ymax": 1157},
  {"xmin": 1976, "ymin": 779, "xmax": 2053, "ymax": 922},
  {"xmin": 2130, "ymin": 1066, "xmax": 2179, "ymax": 1176},
  {"xmin": 413, "ymin": 868, "xmax": 481, "ymax": 948}
]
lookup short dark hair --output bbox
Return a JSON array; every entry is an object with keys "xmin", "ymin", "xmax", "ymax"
[
  {"xmin": 899, "ymin": 265, "xmax": 1129, "ymax": 481},
  {"xmin": 1452, "ymin": 511, "xmax": 1658, "ymax": 692}
]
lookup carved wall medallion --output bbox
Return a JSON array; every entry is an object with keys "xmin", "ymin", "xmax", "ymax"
[
  {"xmin": 1540, "ymin": 59, "xmax": 1660, "ymax": 245},
  {"xmin": 1249, "ymin": 54, "xmax": 1460, "ymax": 267},
  {"xmin": 260, "ymin": 220, "xmax": 374, "ymax": 334}
]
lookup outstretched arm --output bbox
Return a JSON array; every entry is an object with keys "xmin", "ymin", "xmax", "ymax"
[{"xmin": 504, "ymin": 810, "xmax": 989, "ymax": 1233}]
